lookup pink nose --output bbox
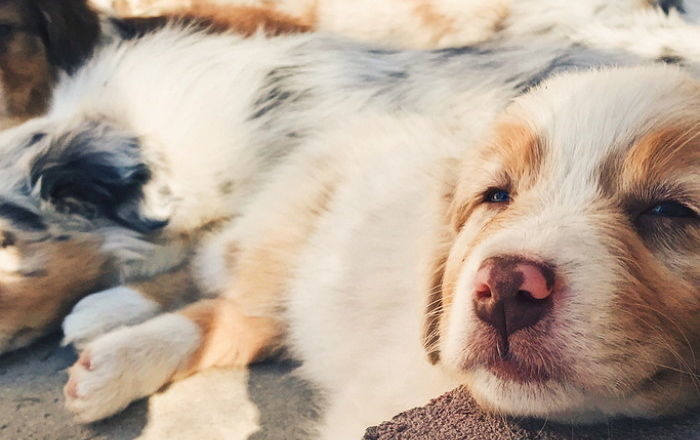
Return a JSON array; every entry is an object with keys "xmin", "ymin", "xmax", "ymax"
[{"xmin": 472, "ymin": 256, "xmax": 555, "ymax": 355}]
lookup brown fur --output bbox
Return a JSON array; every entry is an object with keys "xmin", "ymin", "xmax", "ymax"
[
  {"xmin": 423, "ymin": 252, "xmax": 447, "ymax": 364},
  {"xmin": 219, "ymin": 174, "xmax": 337, "ymax": 316},
  {"xmin": 611, "ymin": 122, "xmax": 700, "ymax": 395},
  {"xmin": 174, "ymin": 298, "xmax": 281, "ymax": 378},
  {"xmin": 450, "ymin": 122, "xmax": 543, "ymax": 230},
  {"xmin": 413, "ymin": 1, "xmax": 455, "ymax": 46},
  {"xmin": 128, "ymin": 262, "xmax": 199, "ymax": 308},
  {"xmin": 623, "ymin": 123, "xmax": 700, "ymax": 186},
  {"xmin": 156, "ymin": 166, "xmax": 338, "ymax": 380},
  {"xmin": 0, "ymin": 2, "xmax": 52, "ymax": 126},
  {"xmin": 0, "ymin": 233, "xmax": 111, "ymax": 347},
  {"xmin": 0, "ymin": 0, "xmax": 100, "ymax": 127},
  {"xmin": 183, "ymin": 4, "xmax": 312, "ymax": 36},
  {"xmin": 114, "ymin": 2, "xmax": 313, "ymax": 37}
]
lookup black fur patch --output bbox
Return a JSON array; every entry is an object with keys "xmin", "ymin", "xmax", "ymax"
[
  {"xmin": 29, "ymin": 123, "xmax": 166, "ymax": 233},
  {"xmin": 27, "ymin": 0, "xmax": 101, "ymax": 74},
  {"xmin": 513, "ymin": 54, "xmax": 572, "ymax": 92},
  {"xmin": 368, "ymin": 49, "xmax": 398, "ymax": 56},
  {"xmin": 0, "ymin": 202, "xmax": 47, "ymax": 231},
  {"xmin": 656, "ymin": 0, "xmax": 685, "ymax": 14},
  {"xmin": 110, "ymin": 16, "xmax": 171, "ymax": 40},
  {"xmin": 435, "ymin": 46, "xmax": 495, "ymax": 59},
  {"xmin": 24, "ymin": 133, "xmax": 46, "ymax": 149},
  {"xmin": 111, "ymin": 14, "xmax": 229, "ymax": 40},
  {"xmin": 250, "ymin": 66, "xmax": 310, "ymax": 120},
  {"xmin": 657, "ymin": 53, "xmax": 684, "ymax": 64}
]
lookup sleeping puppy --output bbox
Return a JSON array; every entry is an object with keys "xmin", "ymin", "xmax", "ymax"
[
  {"xmin": 97, "ymin": 0, "xmax": 700, "ymax": 60},
  {"xmin": 0, "ymin": 0, "xmax": 308, "ymax": 129},
  {"xmin": 2, "ymin": 0, "xmax": 698, "ymax": 129},
  {"xmin": 0, "ymin": 25, "xmax": 696, "ymax": 435}
]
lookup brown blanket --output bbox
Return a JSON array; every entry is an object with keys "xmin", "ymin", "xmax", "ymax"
[{"xmin": 363, "ymin": 387, "xmax": 700, "ymax": 440}]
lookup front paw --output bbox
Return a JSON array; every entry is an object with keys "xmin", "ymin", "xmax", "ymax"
[
  {"xmin": 62, "ymin": 286, "xmax": 161, "ymax": 349},
  {"xmin": 64, "ymin": 346, "xmax": 140, "ymax": 423},
  {"xmin": 64, "ymin": 314, "xmax": 201, "ymax": 423}
]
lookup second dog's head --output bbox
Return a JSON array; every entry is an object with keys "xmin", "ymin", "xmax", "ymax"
[
  {"xmin": 0, "ymin": 0, "xmax": 100, "ymax": 128},
  {"xmin": 0, "ymin": 117, "xmax": 169, "ymax": 353},
  {"xmin": 428, "ymin": 65, "xmax": 700, "ymax": 420}
]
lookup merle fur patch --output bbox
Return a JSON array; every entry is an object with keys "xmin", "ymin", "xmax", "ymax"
[
  {"xmin": 656, "ymin": 0, "xmax": 686, "ymax": 15},
  {"xmin": 250, "ymin": 65, "xmax": 310, "ymax": 120},
  {"xmin": 0, "ymin": 202, "xmax": 46, "ymax": 231},
  {"xmin": 29, "ymin": 122, "xmax": 166, "ymax": 233}
]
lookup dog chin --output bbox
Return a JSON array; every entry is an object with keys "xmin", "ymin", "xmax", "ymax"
[{"xmin": 464, "ymin": 367, "xmax": 608, "ymax": 422}]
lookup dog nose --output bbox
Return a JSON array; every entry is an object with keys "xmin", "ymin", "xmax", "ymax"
[{"xmin": 472, "ymin": 256, "xmax": 554, "ymax": 355}]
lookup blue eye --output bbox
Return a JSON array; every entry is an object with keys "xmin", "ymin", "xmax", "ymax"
[
  {"xmin": 646, "ymin": 201, "xmax": 696, "ymax": 218},
  {"xmin": 486, "ymin": 189, "xmax": 511, "ymax": 204}
]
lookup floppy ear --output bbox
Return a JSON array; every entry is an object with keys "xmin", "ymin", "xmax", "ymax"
[
  {"xmin": 29, "ymin": 123, "xmax": 168, "ymax": 233},
  {"xmin": 424, "ymin": 250, "xmax": 447, "ymax": 364},
  {"xmin": 30, "ymin": 0, "xmax": 101, "ymax": 74},
  {"xmin": 423, "ymin": 159, "xmax": 460, "ymax": 364}
]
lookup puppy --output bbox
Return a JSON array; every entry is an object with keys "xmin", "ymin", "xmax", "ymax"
[
  {"xmin": 0, "ymin": 0, "xmax": 308, "ymax": 130},
  {"xmin": 97, "ymin": 0, "xmax": 700, "ymax": 60},
  {"xmin": 2, "ymin": 0, "xmax": 699, "ymax": 129},
  {"xmin": 0, "ymin": 24, "xmax": 696, "ymax": 436}
]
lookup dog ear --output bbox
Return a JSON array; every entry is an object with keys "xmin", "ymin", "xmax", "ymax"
[
  {"xmin": 31, "ymin": 0, "xmax": 101, "ymax": 74},
  {"xmin": 424, "ymin": 251, "xmax": 447, "ymax": 364},
  {"xmin": 29, "ymin": 123, "xmax": 168, "ymax": 233},
  {"xmin": 422, "ymin": 159, "xmax": 460, "ymax": 364}
]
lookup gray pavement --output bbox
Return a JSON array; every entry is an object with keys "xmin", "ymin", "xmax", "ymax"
[{"xmin": 0, "ymin": 334, "xmax": 318, "ymax": 440}]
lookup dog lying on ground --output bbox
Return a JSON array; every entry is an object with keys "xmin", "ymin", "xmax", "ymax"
[
  {"xmin": 0, "ymin": 0, "xmax": 308, "ymax": 130},
  {"xmin": 0, "ymin": 22, "xmax": 696, "ymax": 437},
  {"xmin": 0, "ymin": 1, "xmax": 310, "ymax": 353}
]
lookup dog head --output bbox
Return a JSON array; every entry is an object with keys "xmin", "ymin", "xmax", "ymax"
[
  {"xmin": 0, "ymin": 0, "xmax": 100, "ymax": 128},
  {"xmin": 0, "ymin": 117, "xmax": 170, "ymax": 353},
  {"xmin": 427, "ymin": 65, "xmax": 700, "ymax": 420}
]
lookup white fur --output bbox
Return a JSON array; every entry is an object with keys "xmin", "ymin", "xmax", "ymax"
[
  {"xmin": 62, "ymin": 286, "xmax": 162, "ymax": 348},
  {"xmin": 285, "ymin": 67, "xmax": 700, "ymax": 436},
  {"xmin": 96, "ymin": 0, "xmax": 700, "ymax": 63},
  {"xmin": 0, "ymin": 24, "xmax": 696, "ymax": 435}
]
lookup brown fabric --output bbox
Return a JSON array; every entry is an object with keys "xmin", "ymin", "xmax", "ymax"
[{"xmin": 363, "ymin": 387, "xmax": 700, "ymax": 440}]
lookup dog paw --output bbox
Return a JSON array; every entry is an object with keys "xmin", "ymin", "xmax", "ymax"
[
  {"xmin": 62, "ymin": 286, "xmax": 161, "ymax": 349},
  {"xmin": 64, "ymin": 313, "xmax": 201, "ymax": 423},
  {"xmin": 64, "ymin": 345, "xmax": 140, "ymax": 422}
]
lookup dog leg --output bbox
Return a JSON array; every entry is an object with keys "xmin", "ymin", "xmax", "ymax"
[
  {"xmin": 64, "ymin": 297, "xmax": 280, "ymax": 423},
  {"xmin": 62, "ymin": 263, "xmax": 197, "ymax": 348}
]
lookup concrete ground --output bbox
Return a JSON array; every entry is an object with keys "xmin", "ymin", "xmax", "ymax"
[
  {"xmin": 0, "ymin": 333, "xmax": 318, "ymax": 440},
  {"xmin": 4, "ymin": 334, "xmax": 700, "ymax": 440}
]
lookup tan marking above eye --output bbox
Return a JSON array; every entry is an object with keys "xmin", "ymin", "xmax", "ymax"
[
  {"xmin": 621, "ymin": 123, "xmax": 700, "ymax": 189},
  {"xmin": 602, "ymin": 123, "xmax": 700, "ymax": 230},
  {"xmin": 449, "ymin": 122, "xmax": 540, "ymax": 229}
]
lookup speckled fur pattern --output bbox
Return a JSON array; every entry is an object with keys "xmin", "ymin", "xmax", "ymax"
[
  {"xmin": 0, "ymin": 24, "xmax": 696, "ymax": 438},
  {"xmin": 95, "ymin": 0, "xmax": 700, "ymax": 59}
]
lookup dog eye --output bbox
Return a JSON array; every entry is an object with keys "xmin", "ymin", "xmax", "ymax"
[
  {"xmin": 484, "ymin": 189, "xmax": 511, "ymax": 204},
  {"xmin": 644, "ymin": 201, "xmax": 697, "ymax": 219}
]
